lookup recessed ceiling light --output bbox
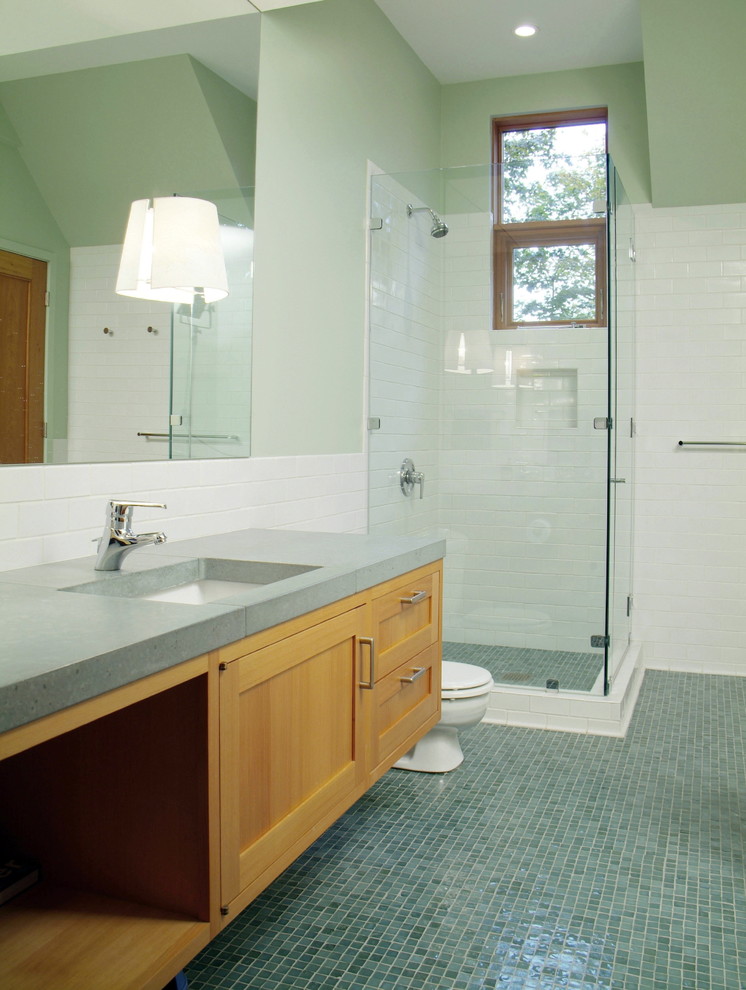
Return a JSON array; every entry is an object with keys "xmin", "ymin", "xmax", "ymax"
[{"xmin": 514, "ymin": 24, "xmax": 538, "ymax": 38}]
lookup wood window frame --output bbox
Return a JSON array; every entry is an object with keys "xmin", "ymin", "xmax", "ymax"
[{"xmin": 491, "ymin": 108, "xmax": 608, "ymax": 330}]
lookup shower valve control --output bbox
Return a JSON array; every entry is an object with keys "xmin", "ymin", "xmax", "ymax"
[{"xmin": 399, "ymin": 458, "xmax": 425, "ymax": 499}]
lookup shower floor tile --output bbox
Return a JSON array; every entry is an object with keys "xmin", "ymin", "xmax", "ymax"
[
  {"xmin": 186, "ymin": 671, "xmax": 746, "ymax": 990},
  {"xmin": 443, "ymin": 641, "xmax": 603, "ymax": 692}
]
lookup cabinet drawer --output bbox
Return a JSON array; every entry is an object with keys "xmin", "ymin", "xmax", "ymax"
[
  {"xmin": 371, "ymin": 642, "xmax": 441, "ymax": 777},
  {"xmin": 371, "ymin": 564, "xmax": 440, "ymax": 680}
]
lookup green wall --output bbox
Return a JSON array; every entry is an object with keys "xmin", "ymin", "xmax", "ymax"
[
  {"xmin": 191, "ymin": 59, "xmax": 258, "ymax": 196},
  {"xmin": 441, "ymin": 62, "xmax": 651, "ymax": 205},
  {"xmin": 251, "ymin": 0, "xmax": 441, "ymax": 457},
  {"xmin": 0, "ymin": 56, "xmax": 257, "ymax": 246},
  {"xmin": 641, "ymin": 0, "xmax": 746, "ymax": 206}
]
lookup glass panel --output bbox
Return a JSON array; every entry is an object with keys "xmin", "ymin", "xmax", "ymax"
[
  {"xmin": 607, "ymin": 162, "xmax": 636, "ymax": 686},
  {"xmin": 369, "ymin": 163, "xmax": 613, "ymax": 695},
  {"xmin": 513, "ymin": 242, "xmax": 596, "ymax": 323},
  {"xmin": 502, "ymin": 126, "xmax": 606, "ymax": 222},
  {"xmin": 169, "ymin": 193, "xmax": 253, "ymax": 460}
]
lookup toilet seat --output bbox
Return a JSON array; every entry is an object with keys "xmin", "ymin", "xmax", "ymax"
[{"xmin": 441, "ymin": 660, "xmax": 493, "ymax": 699}]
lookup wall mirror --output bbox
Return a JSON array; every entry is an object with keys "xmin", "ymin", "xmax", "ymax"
[{"xmin": 0, "ymin": 8, "xmax": 260, "ymax": 465}]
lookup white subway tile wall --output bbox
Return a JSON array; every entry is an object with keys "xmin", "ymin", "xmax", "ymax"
[
  {"xmin": 0, "ymin": 454, "xmax": 367, "ymax": 572},
  {"xmin": 65, "ymin": 246, "xmax": 173, "ymax": 463},
  {"xmin": 633, "ymin": 203, "xmax": 746, "ymax": 676},
  {"xmin": 65, "ymin": 244, "xmax": 253, "ymax": 464},
  {"xmin": 368, "ymin": 175, "xmax": 442, "ymax": 538}
]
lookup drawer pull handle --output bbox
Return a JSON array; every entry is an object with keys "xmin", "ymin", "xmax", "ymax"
[
  {"xmin": 359, "ymin": 637, "xmax": 375, "ymax": 689},
  {"xmin": 400, "ymin": 666, "xmax": 427, "ymax": 684},
  {"xmin": 400, "ymin": 590, "xmax": 428, "ymax": 605}
]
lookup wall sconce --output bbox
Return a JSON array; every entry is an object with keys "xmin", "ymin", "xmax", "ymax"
[
  {"xmin": 115, "ymin": 196, "xmax": 229, "ymax": 305},
  {"xmin": 444, "ymin": 330, "xmax": 493, "ymax": 374}
]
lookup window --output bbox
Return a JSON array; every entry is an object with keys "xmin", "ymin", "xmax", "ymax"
[{"xmin": 492, "ymin": 108, "xmax": 608, "ymax": 329}]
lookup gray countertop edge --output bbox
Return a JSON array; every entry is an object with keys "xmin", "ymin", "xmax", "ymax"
[
  {"xmin": 0, "ymin": 530, "xmax": 446, "ymax": 736},
  {"xmin": 2, "ymin": 608, "xmax": 247, "ymax": 732}
]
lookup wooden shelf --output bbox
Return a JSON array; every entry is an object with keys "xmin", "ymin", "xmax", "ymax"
[{"xmin": 0, "ymin": 883, "xmax": 211, "ymax": 990}]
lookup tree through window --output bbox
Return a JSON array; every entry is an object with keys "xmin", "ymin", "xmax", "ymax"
[{"xmin": 492, "ymin": 109, "xmax": 608, "ymax": 329}]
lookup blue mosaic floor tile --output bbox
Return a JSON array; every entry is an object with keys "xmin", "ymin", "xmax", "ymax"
[{"xmin": 186, "ymin": 671, "xmax": 746, "ymax": 989}]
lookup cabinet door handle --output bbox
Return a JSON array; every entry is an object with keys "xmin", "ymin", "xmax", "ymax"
[
  {"xmin": 359, "ymin": 637, "xmax": 375, "ymax": 689},
  {"xmin": 400, "ymin": 666, "xmax": 427, "ymax": 684},
  {"xmin": 400, "ymin": 590, "xmax": 428, "ymax": 605}
]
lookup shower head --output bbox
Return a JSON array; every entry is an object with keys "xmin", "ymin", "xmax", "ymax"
[{"xmin": 407, "ymin": 203, "xmax": 449, "ymax": 238}]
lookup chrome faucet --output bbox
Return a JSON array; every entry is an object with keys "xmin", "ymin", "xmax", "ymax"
[{"xmin": 95, "ymin": 499, "xmax": 167, "ymax": 571}]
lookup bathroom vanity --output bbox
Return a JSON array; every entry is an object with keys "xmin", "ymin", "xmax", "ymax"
[{"xmin": 0, "ymin": 530, "xmax": 444, "ymax": 989}]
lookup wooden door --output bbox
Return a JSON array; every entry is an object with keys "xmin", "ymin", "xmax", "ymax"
[
  {"xmin": 0, "ymin": 249, "xmax": 47, "ymax": 463},
  {"xmin": 219, "ymin": 605, "xmax": 369, "ymax": 919}
]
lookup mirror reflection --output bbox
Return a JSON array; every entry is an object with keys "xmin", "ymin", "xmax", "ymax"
[{"xmin": 0, "ymin": 12, "xmax": 259, "ymax": 465}]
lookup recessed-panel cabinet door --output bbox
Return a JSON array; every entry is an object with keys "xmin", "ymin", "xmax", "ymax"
[{"xmin": 220, "ymin": 605, "xmax": 369, "ymax": 917}]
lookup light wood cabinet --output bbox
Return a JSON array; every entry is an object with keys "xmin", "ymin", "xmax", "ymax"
[
  {"xmin": 367, "ymin": 563, "xmax": 441, "ymax": 780},
  {"xmin": 218, "ymin": 604, "xmax": 370, "ymax": 920},
  {"xmin": 217, "ymin": 560, "xmax": 442, "ymax": 922},
  {"xmin": 0, "ymin": 559, "xmax": 442, "ymax": 987},
  {"xmin": 0, "ymin": 657, "xmax": 219, "ymax": 990}
]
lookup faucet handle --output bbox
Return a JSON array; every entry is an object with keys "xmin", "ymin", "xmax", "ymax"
[{"xmin": 108, "ymin": 499, "xmax": 167, "ymax": 529}]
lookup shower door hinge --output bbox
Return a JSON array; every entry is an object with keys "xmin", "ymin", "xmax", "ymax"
[
  {"xmin": 630, "ymin": 417, "xmax": 636, "ymax": 438},
  {"xmin": 590, "ymin": 634, "xmax": 609, "ymax": 649},
  {"xmin": 627, "ymin": 595, "xmax": 634, "ymax": 617},
  {"xmin": 593, "ymin": 416, "xmax": 612, "ymax": 430},
  {"xmin": 369, "ymin": 217, "xmax": 383, "ymax": 231},
  {"xmin": 368, "ymin": 416, "xmax": 381, "ymax": 431}
]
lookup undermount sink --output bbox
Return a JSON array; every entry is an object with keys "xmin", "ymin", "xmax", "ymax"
[{"xmin": 64, "ymin": 557, "xmax": 320, "ymax": 605}]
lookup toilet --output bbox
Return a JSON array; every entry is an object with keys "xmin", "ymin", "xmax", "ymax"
[{"xmin": 394, "ymin": 660, "xmax": 494, "ymax": 773}]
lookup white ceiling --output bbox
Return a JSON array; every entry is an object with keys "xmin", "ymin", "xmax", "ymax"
[{"xmin": 372, "ymin": 0, "xmax": 643, "ymax": 83}]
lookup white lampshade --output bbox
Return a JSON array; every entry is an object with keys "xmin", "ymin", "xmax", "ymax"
[{"xmin": 116, "ymin": 196, "xmax": 229, "ymax": 304}]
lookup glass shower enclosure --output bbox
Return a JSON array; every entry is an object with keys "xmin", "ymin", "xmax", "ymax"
[{"xmin": 367, "ymin": 161, "xmax": 635, "ymax": 696}]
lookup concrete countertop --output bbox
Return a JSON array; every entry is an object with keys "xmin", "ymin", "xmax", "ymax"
[{"xmin": 0, "ymin": 528, "xmax": 446, "ymax": 735}]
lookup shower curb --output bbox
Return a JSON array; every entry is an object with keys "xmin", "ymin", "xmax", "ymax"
[{"xmin": 482, "ymin": 642, "xmax": 644, "ymax": 738}]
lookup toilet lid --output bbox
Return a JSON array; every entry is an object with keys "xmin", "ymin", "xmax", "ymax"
[{"xmin": 441, "ymin": 660, "xmax": 493, "ymax": 692}]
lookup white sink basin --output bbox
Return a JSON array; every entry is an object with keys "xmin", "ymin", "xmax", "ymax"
[
  {"xmin": 64, "ymin": 557, "xmax": 320, "ymax": 605},
  {"xmin": 141, "ymin": 578, "xmax": 266, "ymax": 605}
]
